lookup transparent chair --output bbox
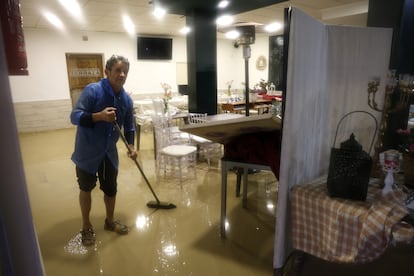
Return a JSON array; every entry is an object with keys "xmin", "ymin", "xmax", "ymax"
[
  {"xmin": 187, "ymin": 113, "xmax": 223, "ymax": 168},
  {"xmin": 152, "ymin": 98, "xmax": 167, "ymax": 117},
  {"xmin": 151, "ymin": 113, "xmax": 197, "ymax": 188},
  {"xmin": 152, "ymin": 98, "xmax": 189, "ymax": 145}
]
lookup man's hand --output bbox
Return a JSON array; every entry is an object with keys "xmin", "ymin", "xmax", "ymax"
[
  {"xmin": 93, "ymin": 107, "xmax": 117, "ymax": 122},
  {"xmin": 127, "ymin": 145, "xmax": 138, "ymax": 160}
]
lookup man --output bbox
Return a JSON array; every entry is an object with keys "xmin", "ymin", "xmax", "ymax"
[{"xmin": 70, "ymin": 55, "xmax": 137, "ymax": 246}]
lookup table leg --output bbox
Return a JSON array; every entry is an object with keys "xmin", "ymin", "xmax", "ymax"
[
  {"xmin": 135, "ymin": 123, "xmax": 141, "ymax": 151},
  {"xmin": 221, "ymin": 161, "xmax": 228, "ymax": 238},
  {"xmin": 242, "ymin": 167, "xmax": 248, "ymax": 208},
  {"xmin": 236, "ymin": 168, "xmax": 242, "ymax": 197},
  {"xmin": 152, "ymin": 125, "xmax": 157, "ymax": 159}
]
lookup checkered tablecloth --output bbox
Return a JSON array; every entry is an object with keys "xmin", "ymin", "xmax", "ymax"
[{"xmin": 291, "ymin": 176, "xmax": 414, "ymax": 264}]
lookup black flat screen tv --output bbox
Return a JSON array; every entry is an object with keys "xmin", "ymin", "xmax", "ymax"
[
  {"xmin": 178, "ymin": 84, "xmax": 188, "ymax": 95},
  {"xmin": 137, "ymin": 37, "xmax": 172, "ymax": 60}
]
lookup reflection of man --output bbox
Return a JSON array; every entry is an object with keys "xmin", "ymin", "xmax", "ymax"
[{"xmin": 70, "ymin": 54, "xmax": 137, "ymax": 246}]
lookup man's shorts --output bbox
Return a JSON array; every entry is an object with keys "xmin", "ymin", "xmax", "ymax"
[{"xmin": 76, "ymin": 157, "xmax": 118, "ymax": 197}]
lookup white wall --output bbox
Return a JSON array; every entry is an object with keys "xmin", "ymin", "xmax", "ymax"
[
  {"xmin": 9, "ymin": 29, "xmax": 186, "ymax": 102},
  {"xmin": 8, "ymin": 28, "xmax": 270, "ymax": 132},
  {"xmin": 217, "ymin": 36, "xmax": 270, "ymax": 93},
  {"xmin": 9, "ymin": 28, "xmax": 269, "ymax": 103}
]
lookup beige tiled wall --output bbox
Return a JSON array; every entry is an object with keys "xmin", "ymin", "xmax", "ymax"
[
  {"xmin": 13, "ymin": 100, "xmax": 73, "ymax": 133},
  {"xmin": 13, "ymin": 91, "xmax": 233, "ymax": 133},
  {"xmin": 13, "ymin": 93, "xmax": 164, "ymax": 133}
]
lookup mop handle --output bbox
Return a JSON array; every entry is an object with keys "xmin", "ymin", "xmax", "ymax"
[{"xmin": 113, "ymin": 121, "xmax": 161, "ymax": 203}]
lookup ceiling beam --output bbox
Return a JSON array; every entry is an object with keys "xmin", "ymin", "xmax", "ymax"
[{"xmin": 155, "ymin": 0, "xmax": 287, "ymax": 16}]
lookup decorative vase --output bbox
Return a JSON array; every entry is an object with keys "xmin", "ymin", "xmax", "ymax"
[
  {"xmin": 163, "ymin": 98, "xmax": 168, "ymax": 114},
  {"xmin": 403, "ymin": 153, "xmax": 414, "ymax": 188}
]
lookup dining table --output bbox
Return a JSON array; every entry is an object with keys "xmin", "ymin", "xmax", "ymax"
[
  {"xmin": 180, "ymin": 113, "xmax": 282, "ymax": 238},
  {"xmin": 219, "ymin": 98, "xmax": 273, "ymax": 114},
  {"xmin": 291, "ymin": 176, "xmax": 414, "ymax": 264}
]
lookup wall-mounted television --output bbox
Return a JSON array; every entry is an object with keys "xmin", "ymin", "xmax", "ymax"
[
  {"xmin": 178, "ymin": 84, "xmax": 188, "ymax": 95},
  {"xmin": 137, "ymin": 37, "xmax": 172, "ymax": 60}
]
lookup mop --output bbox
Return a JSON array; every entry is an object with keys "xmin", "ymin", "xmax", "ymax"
[{"xmin": 113, "ymin": 121, "xmax": 176, "ymax": 209}]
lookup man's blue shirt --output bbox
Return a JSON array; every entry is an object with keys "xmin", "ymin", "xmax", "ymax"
[{"xmin": 70, "ymin": 78, "xmax": 135, "ymax": 174}]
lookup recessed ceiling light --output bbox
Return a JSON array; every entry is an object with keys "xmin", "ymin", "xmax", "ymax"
[
  {"xmin": 153, "ymin": 7, "xmax": 166, "ymax": 19},
  {"xmin": 225, "ymin": 30, "xmax": 240, "ymax": 39},
  {"xmin": 58, "ymin": 0, "xmax": 81, "ymax": 17},
  {"xmin": 43, "ymin": 11, "xmax": 64, "ymax": 29},
  {"xmin": 216, "ymin": 15, "xmax": 233, "ymax": 26},
  {"xmin": 264, "ymin": 22, "xmax": 282, "ymax": 32},
  {"xmin": 218, "ymin": 1, "xmax": 230, "ymax": 9},
  {"xmin": 122, "ymin": 15, "xmax": 135, "ymax": 35},
  {"xmin": 179, "ymin": 26, "xmax": 191, "ymax": 34}
]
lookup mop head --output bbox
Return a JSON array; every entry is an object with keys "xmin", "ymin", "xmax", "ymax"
[{"xmin": 146, "ymin": 200, "xmax": 176, "ymax": 209}]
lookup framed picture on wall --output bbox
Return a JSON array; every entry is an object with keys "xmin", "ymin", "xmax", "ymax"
[{"xmin": 256, "ymin": 55, "xmax": 267, "ymax": 71}]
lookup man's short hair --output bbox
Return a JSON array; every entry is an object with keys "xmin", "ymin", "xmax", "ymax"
[{"xmin": 105, "ymin": 54, "xmax": 129, "ymax": 71}]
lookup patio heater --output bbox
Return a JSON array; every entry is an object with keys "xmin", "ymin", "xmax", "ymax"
[{"xmin": 235, "ymin": 25, "xmax": 256, "ymax": 116}]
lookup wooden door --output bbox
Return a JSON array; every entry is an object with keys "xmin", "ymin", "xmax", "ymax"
[{"xmin": 66, "ymin": 53, "xmax": 104, "ymax": 107}]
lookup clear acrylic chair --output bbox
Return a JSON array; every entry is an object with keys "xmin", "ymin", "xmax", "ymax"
[
  {"xmin": 187, "ymin": 113, "xmax": 223, "ymax": 168},
  {"xmin": 152, "ymin": 98, "xmax": 166, "ymax": 116},
  {"xmin": 152, "ymin": 98, "xmax": 190, "ymax": 146},
  {"xmin": 151, "ymin": 113, "xmax": 197, "ymax": 188}
]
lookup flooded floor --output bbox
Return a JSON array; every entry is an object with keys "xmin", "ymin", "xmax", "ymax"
[{"xmin": 19, "ymin": 127, "xmax": 278, "ymax": 276}]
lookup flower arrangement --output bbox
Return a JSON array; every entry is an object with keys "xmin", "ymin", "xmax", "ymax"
[
  {"xmin": 161, "ymin": 82, "xmax": 172, "ymax": 113},
  {"xmin": 258, "ymin": 79, "xmax": 272, "ymax": 93},
  {"xmin": 251, "ymin": 79, "xmax": 270, "ymax": 94},
  {"xmin": 259, "ymin": 79, "xmax": 269, "ymax": 90},
  {"xmin": 396, "ymin": 128, "xmax": 414, "ymax": 157}
]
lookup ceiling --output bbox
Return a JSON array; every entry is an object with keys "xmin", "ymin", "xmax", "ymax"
[
  {"xmin": 155, "ymin": 0, "xmax": 282, "ymax": 15},
  {"xmin": 19, "ymin": 0, "xmax": 369, "ymax": 38}
]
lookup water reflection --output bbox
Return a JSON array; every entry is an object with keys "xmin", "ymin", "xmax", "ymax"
[
  {"xmin": 135, "ymin": 214, "xmax": 150, "ymax": 231},
  {"xmin": 63, "ymin": 233, "xmax": 91, "ymax": 255}
]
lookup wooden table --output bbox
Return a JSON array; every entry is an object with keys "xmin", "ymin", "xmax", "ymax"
[
  {"xmin": 180, "ymin": 113, "xmax": 282, "ymax": 238},
  {"xmin": 220, "ymin": 99, "xmax": 273, "ymax": 114},
  {"xmin": 180, "ymin": 113, "xmax": 280, "ymax": 144}
]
